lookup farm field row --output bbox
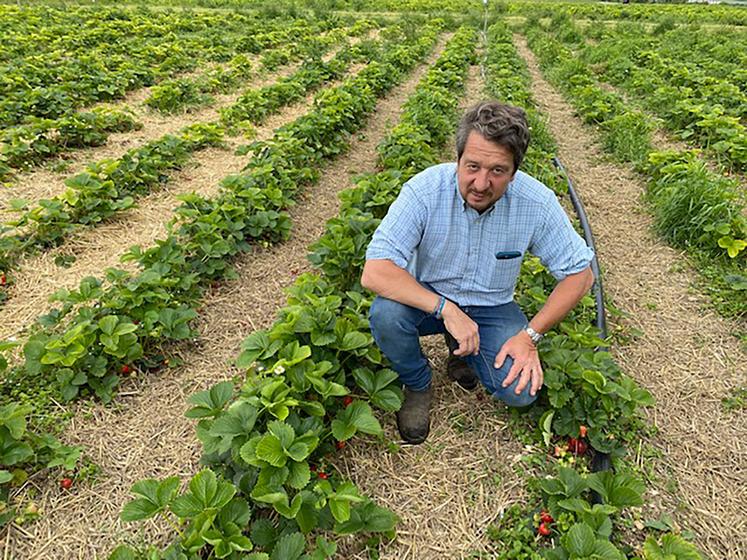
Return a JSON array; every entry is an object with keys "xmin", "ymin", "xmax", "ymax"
[
  {"xmin": 0, "ymin": 29, "xmax": 384, "ymax": 303},
  {"xmin": 1, "ymin": 2, "xmax": 745, "ymax": 559},
  {"xmin": 0, "ymin": 6, "xmax": 364, "ymax": 128},
  {"xmin": 0, "ymin": 14, "xmax": 377, "ymax": 181},
  {"xmin": 522, "ymin": 14, "xmax": 747, "ymax": 324}
]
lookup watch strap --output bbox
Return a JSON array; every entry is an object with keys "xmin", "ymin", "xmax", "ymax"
[{"xmin": 524, "ymin": 326, "xmax": 543, "ymax": 344}]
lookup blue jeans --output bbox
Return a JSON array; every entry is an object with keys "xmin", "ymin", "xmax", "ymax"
[{"xmin": 369, "ymin": 296, "xmax": 537, "ymax": 408}]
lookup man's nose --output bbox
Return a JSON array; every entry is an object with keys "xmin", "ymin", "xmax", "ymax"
[{"xmin": 474, "ymin": 169, "xmax": 491, "ymax": 189}]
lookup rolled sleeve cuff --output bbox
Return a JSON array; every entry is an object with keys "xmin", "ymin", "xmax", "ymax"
[
  {"xmin": 365, "ymin": 238, "xmax": 410, "ymax": 269},
  {"xmin": 548, "ymin": 245, "xmax": 595, "ymax": 281}
]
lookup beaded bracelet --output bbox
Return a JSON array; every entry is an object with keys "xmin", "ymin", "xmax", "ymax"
[{"xmin": 433, "ymin": 296, "xmax": 446, "ymax": 320}]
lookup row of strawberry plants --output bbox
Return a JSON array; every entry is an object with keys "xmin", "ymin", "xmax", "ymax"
[
  {"xmin": 481, "ymin": 24, "xmax": 701, "ymax": 559},
  {"xmin": 109, "ymin": 24, "xmax": 476, "ymax": 560},
  {"xmin": 218, "ymin": 38, "xmax": 378, "ymax": 132},
  {"xmin": 0, "ymin": 7, "xmax": 345, "ymax": 127},
  {"xmin": 0, "ymin": 5, "xmax": 261, "ymax": 63},
  {"xmin": 508, "ymin": 0, "xmax": 747, "ymax": 26},
  {"xmin": 0, "ymin": 107, "xmax": 141, "ymax": 181},
  {"xmin": 557, "ymin": 16, "xmax": 745, "ymax": 90},
  {"xmin": 0, "ymin": 123, "xmax": 224, "ymax": 274},
  {"xmin": 524, "ymin": 25, "xmax": 747, "ymax": 319},
  {"xmin": 0, "ymin": 31, "xmax": 386, "ymax": 282},
  {"xmin": 144, "ymin": 22, "xmax": 365, "ymax": 115},
  {"xmin": 580, "ymin": 20, "xmax": 746, "ymax": 87},
  {"xmin": 547, "ymin": 14, "xmax": 747, "ymax": 172},
  {"xmin": 0, "ymin": 20, "xmax": 441, "ymax": 510}
]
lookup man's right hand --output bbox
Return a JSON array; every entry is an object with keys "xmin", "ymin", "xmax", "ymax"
[{"xmin": 442, "ymin": 301, "xmax": 480, "ymax": 356}]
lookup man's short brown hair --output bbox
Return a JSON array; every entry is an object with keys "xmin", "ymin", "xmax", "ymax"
[{"xmin": 456, "ymin": 101, "xmax": 530, "ymax": 171}]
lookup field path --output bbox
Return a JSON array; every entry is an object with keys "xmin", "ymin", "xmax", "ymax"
[
  {"xmin": 7, "ymin": 38, "xmax": 447, "ymax": 560},
  {"xmin": 515, "ymin": 35, "xmax": 747, "ymax": 560}
]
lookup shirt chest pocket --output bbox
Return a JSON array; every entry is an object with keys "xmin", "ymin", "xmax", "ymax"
[{"xmin": 478, "ymin": 253, "xmax": 523, "ymax": 289}]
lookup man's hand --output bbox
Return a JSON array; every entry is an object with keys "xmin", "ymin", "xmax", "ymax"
[
  {"xmin": 495, "ymin": 330, "xmax": 543, "ymax": 396},
  {"xmin": 442, "ymin": 301, "xmax": 480, "ymax": 357}
]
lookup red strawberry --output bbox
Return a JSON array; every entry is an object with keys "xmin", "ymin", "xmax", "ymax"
[
  {"xmin": 0, "ymin": 274, "xmax": 6, "ymax": 286},
  {"xmin": 342, "ymin": 396, "xmax": 353, "ymax": 407},
  {"xmin": 60, "ymin": 477, "xmax": 73, "ymax": 490},
  {"xmin": 317, "ymin": 472, "xmax": 328, "ymax": 480},
  {"xmin": 567, "ymin": 437, "xmax": 579, "ymax": 454},
  {"xmin": 579, "ymin": 425, "xmax": 588, "ymax": 438},
  {"xmin": 538, "ymin": 522, "xmax": 551, "ymax": 536},
  {"xmin": 121, "ymin": 364, "xmax": 132, "ymax": 374},
  {"xmin": 336, "ymin": 440, "xmax": 346, "ymax": 450},
  {"xmin": 540, "ymin": 511, "xmax": 554, "ymax": 524},
  {"xmin": 575, "ymin": 440, "xmax": 588, "ymax": 456}
]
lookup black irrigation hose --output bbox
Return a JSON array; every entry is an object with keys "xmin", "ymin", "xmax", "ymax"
[
  {"xmin": 552, "ymin": 157, "xmax": 613, "ymax": 500},
  {"xmin": 552, "ymin": 157, "xmax": 607, "ymax": 343}
]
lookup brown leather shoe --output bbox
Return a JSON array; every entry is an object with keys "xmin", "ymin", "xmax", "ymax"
[
  {"xmin": 444, "ymin": 332, "xmax": 479, "ymax": 391},
  {"xmin": 396, "ymin": 386, "xmax": 433, "ymax": 444}
]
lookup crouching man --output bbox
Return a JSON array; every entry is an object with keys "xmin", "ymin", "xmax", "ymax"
[{"xmin": 361, "ymin": 101, "xmax": 595, "ymax": 444}]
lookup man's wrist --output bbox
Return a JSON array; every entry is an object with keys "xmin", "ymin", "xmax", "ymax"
[
  {"xmin": 522, "ymin": 325, "xmax": 544, "ymax": 345},
  {"xmin": 432, "ymin": 296, "xmax": 447, "ymax": 320}
]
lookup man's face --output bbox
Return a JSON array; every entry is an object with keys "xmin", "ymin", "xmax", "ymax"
[{"xmin": 457, "ymin": 131, "xmax": 516, "ymax": 213}]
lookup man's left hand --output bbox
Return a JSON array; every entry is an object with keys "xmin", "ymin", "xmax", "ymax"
[{"xmin": 495, "ymin": 331, "xmax": 543, "ymax": 396}]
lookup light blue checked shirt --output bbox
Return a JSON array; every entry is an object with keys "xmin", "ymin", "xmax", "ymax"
[{"xmin": 365, "ymin": 162, "xmax": 594, "ymax": 307}]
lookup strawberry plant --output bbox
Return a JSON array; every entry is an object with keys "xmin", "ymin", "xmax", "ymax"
[
  {"xmin": 0, "ymin": 107, "xmax": 140, "ymax": 174},
  {"xmin": 0, "ymin": 401, "xmax": 81, "ymax": 525}
]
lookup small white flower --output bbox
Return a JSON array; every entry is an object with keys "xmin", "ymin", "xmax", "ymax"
[{"xmin": 274, "ymin": 365, "xmax": 285, "ymax": 374}]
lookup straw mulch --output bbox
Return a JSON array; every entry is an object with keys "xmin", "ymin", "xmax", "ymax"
[
  {"xmin": 514, "ymin": 36, "xmax": 747, "ymax": 560},
  {"xmin": 6, "ymin": 38, "xmax": 511, "ymax": 560},
  {"xmin": 334, "ymin": 338, "xmax": 531, "ymax": 560}
]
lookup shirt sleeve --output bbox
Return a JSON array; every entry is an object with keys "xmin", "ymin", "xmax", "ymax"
[
  {"xmin": 365, "ymin": 182, "xmax": 426, "ymax": 269},
  {"xmin": 530, "ymin": 194, "xmax": 594, "ymax": 281}
]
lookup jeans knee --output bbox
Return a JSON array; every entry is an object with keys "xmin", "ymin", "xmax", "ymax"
[
  {"xmin": 472, "ymin": 355, "xmax": 537, "ymax": 409},
  {"xmin": 370, "ymin": 297, "xmax": 414, "ymax": 341},
  {"xmin": 495, "ymin": 387, "xmax": 537, "ymax": 408}
]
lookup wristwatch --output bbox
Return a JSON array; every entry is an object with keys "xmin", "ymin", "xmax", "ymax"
[{"xmin": 523, "ymin": 326, "xmax": 544, "ymax": 345}]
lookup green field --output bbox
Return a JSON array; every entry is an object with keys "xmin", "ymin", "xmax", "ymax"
[{"xmin": 0, "ymin": 1, "xmax": 745, "ymax": 559}]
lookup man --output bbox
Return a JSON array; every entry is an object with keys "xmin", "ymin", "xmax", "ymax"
[{"xmin": 361, "ymin": 101, "xmax": 594, "ymax": 444}]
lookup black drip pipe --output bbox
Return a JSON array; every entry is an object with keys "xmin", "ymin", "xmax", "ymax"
[
  {"xmin": 552, "ymin": 157, "xmax": 607, "ymax": 345},
  {"xmin": 551, "ymin": 157, "xmax": 613, "ymax": 497}
]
